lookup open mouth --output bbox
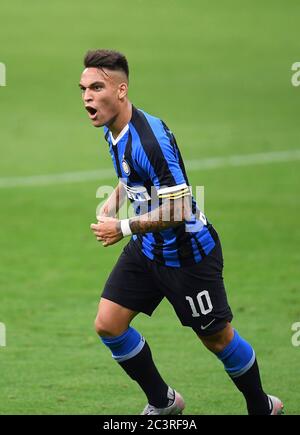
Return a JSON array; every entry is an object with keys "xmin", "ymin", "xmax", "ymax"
[{"xmin": 85, "ymin": 106, "xmax": 98, "ymax": 119}]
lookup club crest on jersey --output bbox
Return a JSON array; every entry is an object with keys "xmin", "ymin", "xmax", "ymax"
[{"xmin": 122, "ymin": 159, "xmax": 131, "ymax": 175}]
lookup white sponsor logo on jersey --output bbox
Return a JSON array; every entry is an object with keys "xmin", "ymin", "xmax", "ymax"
[{"xmin": 122, "ymin": 183, "xmax": 151, "ymax": 202}]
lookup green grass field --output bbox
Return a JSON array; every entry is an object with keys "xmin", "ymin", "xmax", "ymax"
[{"xmin": 0, "ymin": 0, "xmax": 300, "ymax": 415}]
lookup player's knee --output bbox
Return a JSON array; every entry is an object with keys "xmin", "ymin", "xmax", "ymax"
[
  {"xmin": 199, "ymin": 323, "xmax": 234, "ymax": 353},
  {"xmin": 94, "ymin": 315, "xmax": 127, "ymax": 338},
  {"xmin": 95, "ymin": 316, "xmax": 112, "ymax": 337},
  {"xmin": 94, "ymin": 319, "xmax": 106, "ymax": 337}
]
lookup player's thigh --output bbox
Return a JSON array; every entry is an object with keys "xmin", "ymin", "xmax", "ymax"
[
  {"xmin": 164, "ymin": 277, "xmax": 233, "ymax": 336},
  {"xmin": 152, "ymin": 244, "xmax": 233, "ymax": 336},
  {"xmin": 95, "ymin": 297, "xmax": 138, "ymax": 337},
  {"xmin": 100, "ymin": 240, "xmax": 163, "ymax": 327},
  {"xmin": 152, "ymin": 253, "xmax": 233, "ymax": 336}
]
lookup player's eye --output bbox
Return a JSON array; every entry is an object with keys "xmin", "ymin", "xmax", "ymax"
[{"xmin": 94, "ymin": 85, "xmax": 102, "ymax": 91}]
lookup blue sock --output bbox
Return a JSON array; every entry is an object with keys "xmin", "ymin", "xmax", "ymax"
[
  {"xmin": 101, "ymin": 327, "xmax": 145, "ymax": 362},
  {"xmin": 216, "ymin": 329, "xmax": 269, "ymax": 414},
  {"xmin": 216, "ymin": 329, "xmax": 255, "ymax": 378},
  {"xmin": 101, "ymin": 327, "xmax": 169, "ymax": 407}
]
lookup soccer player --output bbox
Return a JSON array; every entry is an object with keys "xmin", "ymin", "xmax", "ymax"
[{"xmin": 80, "ymin": 49, "xmax": 283, "ymax": 415}]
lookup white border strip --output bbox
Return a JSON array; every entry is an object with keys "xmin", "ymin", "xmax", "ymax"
[
  {"xmin": 187, "ymin": 149, "xmax": 300, "ymax": 170},
  {"xmin": 0, "ymin": 149, "xmax": 299, "ymax": 189}
]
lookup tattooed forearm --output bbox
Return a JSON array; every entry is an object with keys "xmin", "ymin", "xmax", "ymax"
[{"xmin": 129, "ymin": 196, "xmax": 192, "ymax": 234}]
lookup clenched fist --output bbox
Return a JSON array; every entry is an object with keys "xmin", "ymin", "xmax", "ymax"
[{"xmin": 90, "ymin": 216, "xmax": 123, "ymax": 247}]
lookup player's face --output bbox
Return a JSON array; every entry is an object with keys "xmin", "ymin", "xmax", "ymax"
[{"xmin": 79, "ymin": 67, "xmax": 123, "ymax": 127}]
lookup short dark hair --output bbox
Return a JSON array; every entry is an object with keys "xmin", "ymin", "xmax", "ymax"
[{"xmin": 84, "ymin": 49, "xmax": 129, "ymax": 79}]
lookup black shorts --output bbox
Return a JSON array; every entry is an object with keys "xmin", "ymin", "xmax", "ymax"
[{"xmin": 101, "ymin": 238, "xmax": 233, "ymax": 336}]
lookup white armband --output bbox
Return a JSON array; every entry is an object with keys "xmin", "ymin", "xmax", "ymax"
[{"xmin": 120, "ymin": 219, "xmax": 132, "ymax": 237}]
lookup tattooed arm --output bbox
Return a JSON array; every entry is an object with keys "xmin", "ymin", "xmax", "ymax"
[
  {"xmin": 91, "ymin": 195, "xmax": 192, "ymax": 247},
  {"xmin": 129, "ymin": 195, "xmax": 192, "ymax": 234}
]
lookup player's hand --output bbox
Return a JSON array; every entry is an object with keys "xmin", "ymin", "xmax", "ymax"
[{"xmin": 90, "ymin": 216, "xmax": 123, "ymax": 247}]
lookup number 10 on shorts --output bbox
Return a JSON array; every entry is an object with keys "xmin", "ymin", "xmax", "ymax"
[{"xmin": 185, "ymin": 291, "xmax": 213, "ymax": 317}]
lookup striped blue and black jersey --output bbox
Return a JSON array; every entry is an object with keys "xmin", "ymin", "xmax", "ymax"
[{"xmin": 103, "ymin": 106, "xmax": 218, "ymax": 268}]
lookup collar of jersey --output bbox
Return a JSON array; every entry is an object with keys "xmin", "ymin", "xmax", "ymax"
[{"xmin": 109, "ymin": 124, "xmax": 129, "ymax": 146}]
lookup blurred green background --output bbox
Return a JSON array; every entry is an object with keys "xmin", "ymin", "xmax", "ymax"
[{"xmin": 0, "ymin": 0, "xmax": 299, "ymax": 414}]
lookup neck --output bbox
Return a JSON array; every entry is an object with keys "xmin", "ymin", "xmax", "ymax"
[{"xmin": 109, "ymin": 101, "xmax": 132, "ymax": 139}]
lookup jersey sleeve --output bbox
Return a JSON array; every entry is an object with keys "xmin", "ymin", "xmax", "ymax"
[{"xmin": 134, "ymin": 121, "xmax": 191, "ymax": 200}]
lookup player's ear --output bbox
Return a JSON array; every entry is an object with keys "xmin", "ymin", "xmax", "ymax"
[{"xmin": 118, "ymin": 82, "xmax": 128, "ymax": 100}]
